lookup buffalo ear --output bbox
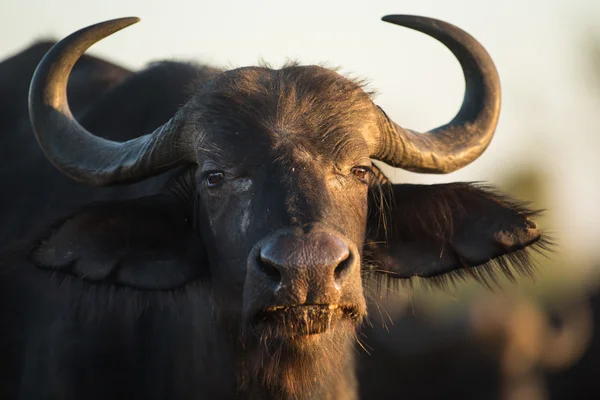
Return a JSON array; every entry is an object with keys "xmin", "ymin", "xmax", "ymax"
[
  {"xmin": 30, "ymin": 193, "xmax": 209, "ymax": 290},
  {"xmin": 364, "ymin": 182, "xmax": 548, "ymax": 287}
]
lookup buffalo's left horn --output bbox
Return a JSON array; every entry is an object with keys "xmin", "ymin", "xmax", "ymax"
[
  {"xmin": 373, "ymin": 15, "xmax": 501, "ymax": 173},
  {"xmin": 29, "ymin": 18, "xmax": 194, "ymax": 186}
]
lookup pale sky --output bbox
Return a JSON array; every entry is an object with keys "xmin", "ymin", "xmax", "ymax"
[{"xmin": 1, "ymin": 0, "xmax": 599, "ymax": 263}]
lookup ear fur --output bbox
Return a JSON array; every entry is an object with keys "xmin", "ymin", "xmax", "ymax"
[{"xmin": 364, "ymin": 182, "xmax": 550, "ymax": 288}]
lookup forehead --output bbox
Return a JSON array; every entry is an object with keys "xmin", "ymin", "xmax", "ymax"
[{"xmin": 188, "ymin": 65, "xmax": 375, "ymax": 163}]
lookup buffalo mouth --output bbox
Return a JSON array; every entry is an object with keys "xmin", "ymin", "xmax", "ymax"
[{"xmin": 251, "ymin": 304, "xmax": 361, "ymax": 337}]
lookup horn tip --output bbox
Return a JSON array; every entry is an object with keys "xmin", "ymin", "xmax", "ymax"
[
  {"xmin": 91, "ymin": 17, "xmax": 140, "ymax": 36},
  {"xmin": 381, "ymin": 14, "xmax": 431, "ymax": 29},
  {"xmin": 114, "ymin": 16, "xmax": 141, "ymax": 26},
  {"xmin": 381, "ymin": 14, "xmax": 409, "ymax": 23},
  {"xmin": 98, "ymin": 17, "xmax": 140, "ymax": 32}
]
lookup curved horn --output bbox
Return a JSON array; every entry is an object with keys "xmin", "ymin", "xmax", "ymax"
[
  {"xmin": 373, "ymin": 15, "xmax": 501, "ymax": 173},
  {"xmin": 29, "ymin": 18, "xmax": 194, "ymax": 186}
]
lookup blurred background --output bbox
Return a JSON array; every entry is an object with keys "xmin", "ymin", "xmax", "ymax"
[{"xmin": 2, "ymin": 0, "xmax": 599, "ymax": 398}]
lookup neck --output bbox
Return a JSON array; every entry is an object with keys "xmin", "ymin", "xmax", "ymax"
[{"xmin": 234, "ymin": 330, "xmax": 358, "ymax": 399}]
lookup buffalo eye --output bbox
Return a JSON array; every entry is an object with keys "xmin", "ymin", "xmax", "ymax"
[
  {"xmin": 351, "ymin": 166, "xmax": 372, "ymax": 184},
  {"xmin": 206, "ymin": 172, "xmax": 225, "ymax": 187}
]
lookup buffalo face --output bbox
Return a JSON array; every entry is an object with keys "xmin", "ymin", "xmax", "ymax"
[{"xmin": 190, "ymin": 66, "xmax": 375, "ymax": 337}]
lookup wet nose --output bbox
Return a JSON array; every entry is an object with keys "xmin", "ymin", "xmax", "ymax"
[{"xmin": 257, "ymin": 230, "xmax": 353, "ymax": 294}]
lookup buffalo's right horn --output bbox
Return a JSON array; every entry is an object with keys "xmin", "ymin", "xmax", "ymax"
[
  {"xmin": 371, "ymin": 15, "xmax": 501, "ymax": 174},
  {"xmin": 28, "ymin": 18, "xmax": 195, "ymax": 186}
]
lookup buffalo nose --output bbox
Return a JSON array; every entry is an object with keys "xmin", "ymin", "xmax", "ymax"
[{"xmin": 257, "ymin": 231, "xmax": 353, "ymax": 290}]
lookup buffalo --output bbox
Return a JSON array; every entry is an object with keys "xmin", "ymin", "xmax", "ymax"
[
  {"xmin": 0, "ymin": 15, "xmax": 547, "ymax": 399},
  {"xmin": 357, "ymin": 291, "xmax": 594, "ymax": 400}
]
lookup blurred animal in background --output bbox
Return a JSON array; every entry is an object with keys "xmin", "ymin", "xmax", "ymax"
[{"xmin": 357, "ymin": 280, "xmax": 598, "ymax": 400}]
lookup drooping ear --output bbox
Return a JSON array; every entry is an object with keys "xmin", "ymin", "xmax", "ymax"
[
  {"xmin": 30, "ymin": 194, "xmax": 209, "ymax": 290},
  {"xmin": 364, "ymin": 182, "xmax": 548, "ymax": 286}
]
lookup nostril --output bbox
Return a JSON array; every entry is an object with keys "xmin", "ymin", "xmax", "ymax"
[
  {"xmin": 333, "ymin": 254, "xmax": 352, "ymax": 286},
  {"xmin": 257, "ymin": 254, "xmax": 282, "ymax": 281}
]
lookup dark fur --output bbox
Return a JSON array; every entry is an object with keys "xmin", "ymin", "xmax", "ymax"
[
  {"xmin": 188, "ymin": 63, "xmax": 373, "ymax": 140},
  {"xmin": 364, "ymin": 182, "xmax": 550, "ymax": 289},
  {"xmin": 239, "ymin": 321, "xmax": 358, "ymax": 399},
  {"xmin": 0, "ymin": 43, "xmax": 548, "ymax": 399}
]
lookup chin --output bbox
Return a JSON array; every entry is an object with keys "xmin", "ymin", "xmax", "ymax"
[{"xmin": 238, "ymin": 304, "xmax": 363, "ymax": 395}]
